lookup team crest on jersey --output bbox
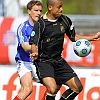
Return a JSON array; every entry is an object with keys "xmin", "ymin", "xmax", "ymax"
[
  {"xmin": 60, "ymin": 25, "xmax": 65, "ymax": 33},
  {"xmin": 31, "ymin": 31, "xmax": 35, "ymax": 36}
]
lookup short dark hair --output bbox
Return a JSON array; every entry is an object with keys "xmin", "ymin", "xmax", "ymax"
[
  {"xmin": 46, "ymin": 0, "xmax": 56, "ymax": 7},
  {"xmin": 27, "ymin": 0, "xmax": 43, "ymax": 10}
]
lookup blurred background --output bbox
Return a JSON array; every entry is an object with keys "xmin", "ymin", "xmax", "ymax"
[{"xmin": 0, "ymin": 0, "xmax": 100, "ymax": 100}]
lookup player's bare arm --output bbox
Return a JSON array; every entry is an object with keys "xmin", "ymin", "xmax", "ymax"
[
  {"xmin": 21, "ymin": 42, "xmax": 32, "ymax": 52},
  {"xmin": 75, "ymin": 31, "xmax": 100, "ymax": 41}
]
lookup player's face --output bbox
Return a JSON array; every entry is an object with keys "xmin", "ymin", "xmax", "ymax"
[
  {"xmin": 51, "ymin": 0, "xmax": 63, "ymax": 18},
  {"xmin": 28, "ymin": 5, "xmax": 42, "ymax": 22}
]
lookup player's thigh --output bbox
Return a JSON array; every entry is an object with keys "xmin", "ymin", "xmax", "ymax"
[
  {"xmin": 42, "ymin": 77, "xmax": 58, "ymax": 93},
  {"xmin": 20, "ymin": 71, "xmax": 33, "ymax": 87},
  {"xmin": 65, "ymin": 76, "xmax": 82, "ymax": 91},
  {"xmin": 43, "ymin": 77, "xmax": 57, "ymax": 88}
]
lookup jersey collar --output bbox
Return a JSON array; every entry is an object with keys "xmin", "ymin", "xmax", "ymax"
[{"xmin": 43, "ymin": 12, "xmax": 58, "ymax": 22}]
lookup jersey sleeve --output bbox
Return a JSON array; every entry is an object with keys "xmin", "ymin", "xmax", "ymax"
[
  {"xmin": 65, "ymin": 16, "xmax": 76, "ymax": 40},
  {"xmin": 29, "ymin": 22, "xmax": 40, "ymax": 46},
  {"xmin": 17, "ymin": 23, "xmax": 29, "ymax": 44}
]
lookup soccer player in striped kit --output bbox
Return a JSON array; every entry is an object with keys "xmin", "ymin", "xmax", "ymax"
[{"xmin": 14, "ymin": 1, "xmax": 43, "ymax": 100}]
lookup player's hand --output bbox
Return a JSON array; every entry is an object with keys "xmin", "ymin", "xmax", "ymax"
[
  {"xmin": 30, "ymin": 52, "xmax": 38, "ymax": 61},
  {"xmin": 94, "ymin": 32, "xmax": 100, "ymax": 40}
]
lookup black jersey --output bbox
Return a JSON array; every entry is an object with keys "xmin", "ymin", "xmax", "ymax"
[{"xmin": 29, "ymin": 15, "xmax": 76, "ymax": 61}]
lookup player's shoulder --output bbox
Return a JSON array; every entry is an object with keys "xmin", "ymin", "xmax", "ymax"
[
  {"xmin": 60, "ymin": 14, "xmax": 72, "ymax": 26},
  {"xmin": 17, "ymin": 20, "xmax": 29, "ymax": 30},
  {"xmin": 61, "ymin": 15, "xmax": 72, "ymax": 22}
]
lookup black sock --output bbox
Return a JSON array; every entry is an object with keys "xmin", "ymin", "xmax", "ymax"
[
  {"xmin": 45, "ymin": 93, "xmax": 56, "ymax": 100},
  {"xmin": 59, "ymin": 89, "xmax": 79, "ymax": 100}
]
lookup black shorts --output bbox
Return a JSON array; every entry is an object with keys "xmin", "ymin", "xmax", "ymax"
[{"xmin": 35, "ymin": 58, "xmax": 77, "ymax": 85}]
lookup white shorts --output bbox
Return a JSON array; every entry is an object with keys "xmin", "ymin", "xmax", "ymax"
[{"xmin": 16, "ymin": 60, "xmax": 40, "ymax": 82}]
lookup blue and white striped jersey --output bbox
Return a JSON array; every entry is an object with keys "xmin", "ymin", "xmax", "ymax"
[{"xmin": 15, "ymin": 20, "xmax": 33, "ymax": 62}]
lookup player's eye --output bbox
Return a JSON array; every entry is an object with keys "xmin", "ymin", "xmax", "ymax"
[
  {"xmin": 35, "ymin": 10, "xmax": 42, "ymax": 12},
  {"xmin": 40, "ymin": 10, "xmax": 42, "ymax": 12}
]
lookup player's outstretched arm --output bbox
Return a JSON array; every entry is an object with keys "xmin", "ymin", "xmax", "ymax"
[{"xmin": 75, "ymin": 32, "xmax": 100, "ymax": 41}]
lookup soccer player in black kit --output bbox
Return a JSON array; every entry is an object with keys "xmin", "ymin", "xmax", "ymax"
[{"xmin": 29, "ymin": 0, "xmax": 100, "ymax": 100}]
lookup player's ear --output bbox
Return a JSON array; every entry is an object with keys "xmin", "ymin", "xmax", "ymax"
[
  {"xmin": 28, "ymin": 9, "xmax": 31, "ymax": 15},
  {"xmin": 48, "ymin": 5, "xmax": 53, "ymax": 11}
]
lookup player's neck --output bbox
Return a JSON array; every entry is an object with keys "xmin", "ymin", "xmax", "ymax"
[
  {"xmin": 29, "ymin": 17, "xmax": 35, "ymax": 26},
  {"xmin": 46, "ymin": 12, "xmax": 56, "ymax": 20}
]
